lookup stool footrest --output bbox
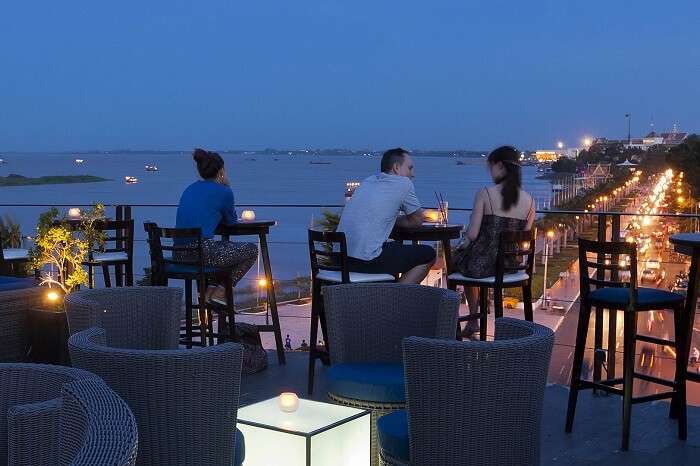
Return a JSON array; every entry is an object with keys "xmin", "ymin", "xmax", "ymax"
[
  {"xmin": 632, "ymin": 391, "xmax": 676, "ymax": 404},
  {"xmin": 578, "ymin": 380, "xmax": 624, "ymax": 396},
  {"xmin": 635, "ymin": 333, "xmax": 676, "ymax": 347},
  {"xmin": 633, "ymin": 371, "xmax": 677, "ymax": 388},
  {"xmin": 457, "ymin": 313, "xmax": 483, "ymax": 322}
]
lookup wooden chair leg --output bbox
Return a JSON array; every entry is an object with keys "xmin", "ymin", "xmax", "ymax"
[
  {"xmin": 565, "ymin": 302, "xmax": 593, "ymax": 433},
  {"xmin": 225, "ymin": 274, "xmax": 236, "ymax": 344},
  {"xmin": 447, "ymin": 281, "xmax": 462, "ymax": 339},
  {"xmin": 523, "ymin": 283, "xmax": 534, "ymax": 321},
  {"xmin": 621, "ymin": 311, "xmax": 637, "ymax": 451},
  {"xmin": 102, "ymin": 263, "xmax": 112, "ymax": 288},
  {"xmin": 494, "ymin": 285, "xmax": 504, "ymax": 319},
  {"xmin": 671, "ymin": 304, "xmax": 688, "ymax": 439},
  {"xmin": 125, "ymin": 260, "xmax": 134, "ymax": 286},
  {"xmin": 88, "ymin": 264, "xmax": 94, "ymax": 289},
  {"xmin": 115, "ymin": 263, "xmax": 124, "ymax": 287},
  {"xmin": 308, "ymin": 280, "xmax": 321, "ymax": 395},
  {"xmin": 196, "ymin": 279, "xmax": 208, "ymax": 347},
  {"xmin": 184, "ymin": 279, "xmax": 193, "ymax": 349},
  {"xmin": 479, "ymin": 287, "xmax": 488, "ymax": 341}
]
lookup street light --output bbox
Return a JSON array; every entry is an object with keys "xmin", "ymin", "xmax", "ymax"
[
  {"xmin": 557, "ymin": 141, "xmax": 564, "ymax": 149},
  {"xmin": 583, "ymin": 137, "xmax": 593, "ymax": 148},
  {"xmin": 542, "ymin": 230, "xmax": 555, "ymax": 310}
]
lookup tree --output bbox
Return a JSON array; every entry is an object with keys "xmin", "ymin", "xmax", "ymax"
[
  {"xmin": 551, "ymin": 157, "xmax": 577, "ymax": 173},
  {"xmin": 667, "ymin": 134, "xmax": 700, "ymax": 197}
]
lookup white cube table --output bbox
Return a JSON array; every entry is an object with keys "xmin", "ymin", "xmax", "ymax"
[{"xmin": 238, "ymin": 397, "xmax": 371, "ymax": 466}]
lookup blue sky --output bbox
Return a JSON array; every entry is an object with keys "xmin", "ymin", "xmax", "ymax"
[{"xmin": 1, "ymin": 1, "xmax": 698, "ymax": 151}]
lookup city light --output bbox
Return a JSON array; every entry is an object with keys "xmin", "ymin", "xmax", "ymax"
[
  {"xmin": 257, "ymin": 278, "xmax": 268, "ymax": 288},
  {"xmin": 557, "ymin": 141, "xmax": 564, "ymax": 149},
  {"xmin": 583, "ymin": 137, "xmax": 593, "ymax": 148},
  {"xmin": 547, "ymin": 230, "xmax": 555, "ymax": 239}
]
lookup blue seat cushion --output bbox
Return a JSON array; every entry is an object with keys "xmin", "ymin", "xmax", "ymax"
[
  {"xmin": 234, "ymin": 428, "xmax": 245, "ymax": 466},
  {"xmin": 164, "ymin": 263, "xmax": 217, "ymax": 275},
  {"xmin": 0, "ymin": 276, "xmax": 36, "ymax": 292},
  {"xmin": 326, "ymin": 362, "xmax": 405, "ymax": 403},
  {"xmin": 377, "ymin": 410, "xmax": 409, "ymax": 463},
  {"xmin": 589, "ymin": 287, "xmax": 684, "ymax": 308}
]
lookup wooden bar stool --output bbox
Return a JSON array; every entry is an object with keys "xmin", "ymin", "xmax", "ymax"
[
  {"xmin": 307, "ymin": 229, "xmax": 396, "ymax": 395},
  {"xmin": 144, "ymin": 223, "xmax": 236, "ymax": 348},
  {"xmin": 565, "ymin": 238, "xmax": 687, "ymax": 450},
  {"xmin": 84, "ymin": 219, "xmax": 134, "ymax": 288},
  {"xmin": 447, "ymin": 230, "xmax": 535, "ymax": 341}
]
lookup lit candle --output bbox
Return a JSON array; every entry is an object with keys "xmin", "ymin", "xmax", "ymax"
[
  {"xmin": 241, "ymin": 210, "xmax": 256, "ymax": 221},
  {"xmin": 278, "ymin": 392, "xmax": 299, "ymax": 413},
  {"xmin": 424, "ymin": 210, "xmax": 440, "ymax": 223},
  {"xmin": 67, "ymin": 207, "xmax": 81, "ymax": 219}
]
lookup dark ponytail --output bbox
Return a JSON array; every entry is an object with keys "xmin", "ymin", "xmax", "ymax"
[
  {"xmin": 487, "ymin": 146, "xmax": 522, "ymax": 211},
  {"xmin": 192, "ymin": 148, "xmax": 224, "ymax": 180}
]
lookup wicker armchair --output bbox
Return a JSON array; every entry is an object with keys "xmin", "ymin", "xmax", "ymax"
[
  {"xmin": 0, "ymin": 363, "xmax": 138, "ymax": 466},
  {"xmin": 63, "ymin": 287, "xmax": 181, "ymax": 350},
  {"xmin": 0, "ymin": 280, "xmax": 45, "ymax": 362},
  {"xmin": 322, "ymin": 283, "xmax": 460, "ymax": 466},
  {"xmin": 378, "ymin": 318, "xmax": 554, "ymax": 466},
  {"xmin": 68, "ymin": 327, "xmax": 245, "ymax": 466}
]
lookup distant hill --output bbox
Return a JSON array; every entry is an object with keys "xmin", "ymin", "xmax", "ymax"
[{"xmin": 0, "ymin": 174, "xmax": 109, "ymax": 187}]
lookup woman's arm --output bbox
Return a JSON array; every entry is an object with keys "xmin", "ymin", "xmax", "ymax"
[
  {"xmin": 221, "ymin": 188, "xmax": 238, "ymax": 225},
  {"xmin": 525, "ymin": 194, "xmax": 536, "ymax": 230},
  {"xmin": 465, "ymin": 189, "xmax": 485, "ymax": 241}
]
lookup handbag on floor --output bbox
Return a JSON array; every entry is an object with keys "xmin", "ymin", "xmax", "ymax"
[{"xmin": 233, "ymin": 322, "xmax": 268, "ymax": 374}]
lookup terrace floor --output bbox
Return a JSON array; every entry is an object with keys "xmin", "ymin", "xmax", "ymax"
[{"xmin": 242, "ymin": 352, "xmax": 700, "ymax": 466}]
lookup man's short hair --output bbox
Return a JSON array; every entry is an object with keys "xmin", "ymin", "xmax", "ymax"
[{"xmin": 381, "ymin": 148, "xmax": 409, "ymax": 173}]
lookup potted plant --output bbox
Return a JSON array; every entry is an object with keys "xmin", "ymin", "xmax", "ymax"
[{"xmin": 27, "ymin": 204, "xmax": 105, "ymax": 364}]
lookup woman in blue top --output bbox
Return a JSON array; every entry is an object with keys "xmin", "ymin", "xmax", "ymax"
[{"xmin": 176, "ymin": 149, "xmax": 258, "ymax": 291}]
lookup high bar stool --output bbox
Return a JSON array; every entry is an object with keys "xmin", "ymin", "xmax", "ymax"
[
  {"xmin": 144, "ymin": 223, "xmax": 237, "ymax": 348},
  {"xmin": 447, "ymin": 230, "xmax": 535, "ymax": 341},
  {"xmin": 307, "ymin": 229, "xmax": 396, "ymax": 395},
  {"xmin": 565, "ymin": 238, "xmax": 687, "ymax": 450}
]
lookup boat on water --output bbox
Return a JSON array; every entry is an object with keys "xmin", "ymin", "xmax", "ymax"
[
  {"xmin": 74, "ymin": 158, "xmax": 85, "ymax": 164},
  {"xmin": 456, "ymin": 160, "xmax": 465, "ymax": 166},
  {"xmin": 0, "ymin": 158, "xmax": 5, "ymax": 164},
  {"xmin": 124, "ymin": 176, "xmax": 139, "ymax": 184},
  {"xmin": 309, "ymin": 161, "xmax": 331, "ymax": 165},
  {"xmin": 145, "ymin": 165, "xmax": 158, "ymax": 171}
]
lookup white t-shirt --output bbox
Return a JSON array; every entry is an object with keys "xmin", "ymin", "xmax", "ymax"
[{"xmin": 337, "ymin": 173, "xmax": 421, "ymax": 260}]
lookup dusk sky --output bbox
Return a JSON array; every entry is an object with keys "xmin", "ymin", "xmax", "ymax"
[{"xmin": 1, "ymin": 1, "xmax": 698, "ymax": 152}]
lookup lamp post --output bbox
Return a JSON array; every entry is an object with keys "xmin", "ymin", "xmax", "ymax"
[
  {"xmin": 625, "ymin": 113, "xmax": 631, "ymax": 146},
  {"xmin": 542, "ymin": 230, "xmax": 555, "ymax": 310}
]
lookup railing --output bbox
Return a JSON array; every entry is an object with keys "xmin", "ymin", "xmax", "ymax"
[{"xmin": 2, "ymin": 202, "xmax": 700, "ymax": 391}]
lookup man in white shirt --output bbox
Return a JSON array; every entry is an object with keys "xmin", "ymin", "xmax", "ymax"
[{"xmin": 337, "ymin": 148, "xmax": 436, "ymax": 283}]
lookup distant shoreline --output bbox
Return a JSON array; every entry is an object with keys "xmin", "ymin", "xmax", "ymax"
[
  {"xmin": 0, "ymin": 174, "xmax": 110, "ymax": 187},
  {"xmin": 0, "ymin": 149, "xmax": 489, "ymax": 158}
]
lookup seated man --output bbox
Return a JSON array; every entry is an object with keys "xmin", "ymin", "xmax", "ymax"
[{"xmin": 337, "ymin": 147, "xmax": 436, "ymax": 283}]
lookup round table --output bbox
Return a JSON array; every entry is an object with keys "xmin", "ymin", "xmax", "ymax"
[
  {"xmin": 670, "ymin": 232, "xmax": 700, "ymax": 384},
  {"xmin": 390, "ymin": 223, "xmax": 463, "ymax": 272}
]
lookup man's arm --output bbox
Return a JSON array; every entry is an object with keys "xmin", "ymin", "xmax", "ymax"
[
  {"xmin": 396, "ymin": 180, "xmax": 423, "ymax": 228},
  {"xmin": 395, "ymin": 209, "xmax": 424, "ymax": 228}
]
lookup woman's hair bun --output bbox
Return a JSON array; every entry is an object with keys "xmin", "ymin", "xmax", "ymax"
[{"xmin": 192, "ymin": 148, "xmax": 224, "ymax": 180}]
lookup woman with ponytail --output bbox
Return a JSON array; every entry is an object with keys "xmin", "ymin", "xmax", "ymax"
[
  {"xmin": 176, "ymin": 148, "xmax": 258, "ymax": 299},
  {"xmin": 452, "ymin": 146, "xmax": 535, "ymax": 338}
]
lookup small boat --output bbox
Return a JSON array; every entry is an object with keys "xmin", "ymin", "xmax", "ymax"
[
  {"xmin": 309, "ymin": 161, "xmax": 332, "ymax": 165},
  {"xmin": 124, "ymin": 176, "xmax": 139, "ymax": 184},
  {"xmin": 456, "ymin": 161, "xmax": 465, "ymax": 166},
  {"xmin": 74, "ymin": 158, "xmax": 85, "ymax": 164},
  {"xmin": 245, "ymin": 157, "xmax": 257, "ymax": 161},
  {"xmin": 0, "ymin": 158, "xmax": 5, "ymax": 164},
  {"xmin": 145, "ymin": 165, "xmax": 158, "ymax": 171}
]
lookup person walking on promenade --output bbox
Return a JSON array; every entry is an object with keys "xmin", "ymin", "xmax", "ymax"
[
  {"xmin": 337, "ymin": 147, "xmax": 436, "ymax": 284},
  {"xmin": 452, "ymin": 146, "xmax": 535, "ymax": 338}
]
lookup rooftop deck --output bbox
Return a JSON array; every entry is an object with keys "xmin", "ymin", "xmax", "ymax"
[{"xmin": 243, "ymin": 351, "xmax": 700, "ymax": 465}]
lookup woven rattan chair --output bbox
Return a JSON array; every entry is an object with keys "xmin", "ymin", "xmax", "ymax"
[
  {"xmin": 0, "ymin": 363, "xmax": 138, "ymax": 466},
  {"xmin": 322, "ymin": 283, "xmax": 460, "ymax": 466},
  {"xmin": 377, "ymin": 318, "xmax": 554, "ymax": 466},
  {"xmin": 68, "ymin": 326, "xmax": 245, "ymax": 466},
  {"xmin": 0, "ymin": 279, "xmax": 44, "ymax": 362},
  {"xmin": 63, "ymin": 287, "xmax": 181, "ymax": 350}
]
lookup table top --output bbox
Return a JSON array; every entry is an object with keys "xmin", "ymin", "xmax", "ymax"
[
  {"xmin": 670, "ymin": 233, "xmax": 700, "ymax": 247},
  {"xmin": 216, "ymin": 220, "xmax": 276, "ymax": 235},
  {"xmin": 391, "ymin": 223, "xmax": 462, "ymax": 241},
  {"xmin": 237, "ymin": 397, "xmax": 368, "ymax": 436}
]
